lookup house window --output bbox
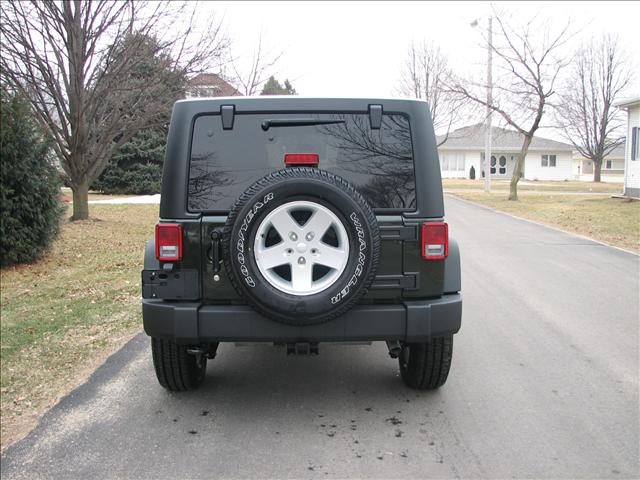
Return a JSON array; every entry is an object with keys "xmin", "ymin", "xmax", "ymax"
[
  {"xmin": 632, "ymin": 127, "xmax": 639, "ymax": 161},
  {"xmin": 440, "ymin": 153, "xmax": 465, "ymax": 172},
  {"xmin": 541, "ymin": 154, "xmax": 556, "ymax": 167},
  {"xmin": 606, "ymin": 160, "xmax": 612, "ymax": 169},
  {"xmin": 499, "ymin": 155, "xmax": 507, "ymax": 175},
  {"xmin": 490, "ymin": 155, "xmax": 496, "ymax": 175}
]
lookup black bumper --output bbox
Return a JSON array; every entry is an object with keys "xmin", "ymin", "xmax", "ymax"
[{"xmin": 142, "ymin": 294, "xmax": 462, "ymax": 344}]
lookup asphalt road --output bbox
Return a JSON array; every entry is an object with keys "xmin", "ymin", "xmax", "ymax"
[{"xmin": 2, "ymin": 196, "xmax": 638, "ymax": 479}]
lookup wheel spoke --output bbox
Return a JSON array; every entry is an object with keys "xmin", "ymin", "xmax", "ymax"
[
  {"xmin": 314, "ymin": 246, "xmax": 346, "ymax": 269},
  {"xmin": 269, "ymin": 209, "xmax": 300, "ymax": 238},
  {"xmin": 291, "ymin": 263, "xmax": 313, "ymax": 291},
  {"xmin": 304, "ymin": 209, "xmax": 334, "ymax": 238},
  {"xmin": 258, "ymin": 245, "xmax": 289, "ymax": 270}
]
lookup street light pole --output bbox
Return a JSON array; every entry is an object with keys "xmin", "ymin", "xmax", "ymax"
[{"xmin": 484, "ymin": 16, "xmax": 492, "ymax": 193}]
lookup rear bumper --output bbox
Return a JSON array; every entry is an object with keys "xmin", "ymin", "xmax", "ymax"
[{"xmin": 142, "ymin": 294, "xmax": 462, "ymax": 344}]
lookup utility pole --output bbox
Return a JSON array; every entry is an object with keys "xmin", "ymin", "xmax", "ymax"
[{"xmin": 484, "ymin": 16, "xmax": 493, "ymax": 193}]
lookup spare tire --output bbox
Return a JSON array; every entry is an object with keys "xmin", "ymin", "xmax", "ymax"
[{"xmin": 222, "ymin": 167, "xmax": 380, "ymax": 326}]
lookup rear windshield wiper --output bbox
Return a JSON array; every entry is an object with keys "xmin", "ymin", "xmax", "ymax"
[{"xmin": 261, "ymin": 118, "xmax": 345, "ymax": 131}]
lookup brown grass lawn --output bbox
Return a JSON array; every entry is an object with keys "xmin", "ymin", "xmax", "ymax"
[
  {"xmin": 450, "ymin": 192, "xmax": 640, "ymax": 252},
  {"xmin": 0, "ymin": 204, "xmax": 158, "ymax": 450},
  {"xmin": 443, "ymin": 178, "xmax": 624, "ymax": 194}
]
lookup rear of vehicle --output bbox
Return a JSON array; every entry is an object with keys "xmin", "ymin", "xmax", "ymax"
[{"xmin": 142, "ymin": 97, "xmax": 461, "ymax": 391}]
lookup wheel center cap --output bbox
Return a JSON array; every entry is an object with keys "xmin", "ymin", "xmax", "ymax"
[{"xmin": 296, "ymin": 242, "xmax": 308, "ymax": 253}]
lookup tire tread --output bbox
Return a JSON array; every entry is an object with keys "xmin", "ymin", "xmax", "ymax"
[
  {"xmin": 400, "ymin": 336, "xmax": 453, "ymax": 390},
  {"xmin": 151, "ymin": 338, "xmax": 206, "ymax": 391}
]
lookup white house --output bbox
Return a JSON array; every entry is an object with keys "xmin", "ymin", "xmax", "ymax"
[
  {"xmin": 572, "ymin": 141, "xmax": 626, "ymax": 184},
  {"xmin": 615, "ymin": 98, "xmax": 640, "ymax": 198},
  {"xmin": 437, "ymin": 124, "xmax": 574, "ymax": 181}
]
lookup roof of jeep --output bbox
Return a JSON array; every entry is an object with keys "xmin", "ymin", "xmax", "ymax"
[{"xmin": 173, "ymin": 96, "xmax": 428, "ymax": 114}]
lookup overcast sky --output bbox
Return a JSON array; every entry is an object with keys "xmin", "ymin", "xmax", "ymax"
[{"xmin": 213, "ymin": 1, "xmax": 640, "ymax": 100}]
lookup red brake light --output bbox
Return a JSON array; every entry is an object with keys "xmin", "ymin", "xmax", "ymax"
[
  {"xmin": 284, "ymin": 153, "xmax": 319, "ymax": 166},
  {"xmin": 422, "ymin": 222, "xmax": 448, "ymax": 260},
  {"xmin": 156, "ymin": 223, "xmax": 183, "ymax": 261}
]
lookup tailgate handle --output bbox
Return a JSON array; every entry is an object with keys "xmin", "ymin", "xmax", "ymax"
[
  {"xmin": 379, "ymin": 225, "xmax": 416, "ymax": 240},
  {"xmin": 208, "ymin": 231, "xmax": 222, "ymax": 273}
]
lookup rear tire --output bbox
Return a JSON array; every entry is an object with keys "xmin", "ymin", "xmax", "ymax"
[
  {"xmin": 151, "ymin": 338, "xmax": 207, "ymax": 391},
  {"xmin": 399, "ymin": 336, "xmax": 453, "ymax": 390}
]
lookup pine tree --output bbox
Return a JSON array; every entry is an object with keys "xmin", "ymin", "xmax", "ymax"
[
  {"xmin": 260, "ymin": 76, "xmax": 297, "ymax": 95},
  {"xmin": 92, "ymin": 128, "xmax": 166, "ymax": 194},
  {"xmin": 1, "ymin": 89, "xmax": 64, "ymax": 266}
]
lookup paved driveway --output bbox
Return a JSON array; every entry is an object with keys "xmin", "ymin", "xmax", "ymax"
[{"xmin": 2, "ymin": 196, "xmax": 638, "ymax": 479}]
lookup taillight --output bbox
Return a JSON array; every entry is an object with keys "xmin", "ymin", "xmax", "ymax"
[
  {"xmin": 284, "ymin": 153, "xmax": 319, "ymax": 166},
  {"xmin": 155, "ymin": 223, "xmax": 183, "ymax": 261},
  {"xmin": 422, "ymin": 222, "xmax": 448, "ymax": 260}
]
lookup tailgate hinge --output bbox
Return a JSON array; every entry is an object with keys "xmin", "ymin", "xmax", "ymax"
[
  {"xmin": 207, "ymin": 230, "xmax": 223, "ymax": 273},
  {"xmin": 220, "ymin": 105, "xmax": 235, "ymax": 130},
  {"xmin": 368, "ymin": 104, "xmax": 383, "ymax": 129}
]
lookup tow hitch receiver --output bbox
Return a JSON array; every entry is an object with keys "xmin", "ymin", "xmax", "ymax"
[
  {"xmin": 187, "ymin": 344, "xmax": 219, "ymax": 368},
  {"xmin": 287, "ymin": 342, "xmax": 319, "ymax": 355}
]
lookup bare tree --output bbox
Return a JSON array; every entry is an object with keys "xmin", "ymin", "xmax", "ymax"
[
  {"xmin": 397, "ymin": 40, "xmax": 466, "ymax": 146},
  {"xmin": 0, "ymin": 1, "xmax": 229, "ymax": 220},
  {"xmin": 231, "ymin": 32, "xmax": 283, "ymax": 96},
  {"xmin": 450, "ymin": 11, "xmax": 571, "ymax": 200},
  {"xmin": 555, "ymin": 35, "xmax": 632, "ymax": 182}
]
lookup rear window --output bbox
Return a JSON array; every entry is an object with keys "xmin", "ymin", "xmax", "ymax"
[{"xmin": 187, "ymin": 112, "xmax": 415, "ymax": 212}]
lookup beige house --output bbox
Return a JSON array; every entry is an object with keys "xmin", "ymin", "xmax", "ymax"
[{"xmin": 572, "ymin": 141, "xmax": 626, "ymax": 184}]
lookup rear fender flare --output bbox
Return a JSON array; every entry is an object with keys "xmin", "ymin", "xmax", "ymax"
[
  {"xmin": 443, "ymin": 237, "xmax": 461, "ymax": 293},
  {"xmin": 144, "ymin": 240, "xmax": 160, "ymax": 270}
]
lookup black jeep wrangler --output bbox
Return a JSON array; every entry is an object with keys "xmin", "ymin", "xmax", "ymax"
[{"xmin": 142, "ymin": 97, "xmax": 462, "ymax": 391}]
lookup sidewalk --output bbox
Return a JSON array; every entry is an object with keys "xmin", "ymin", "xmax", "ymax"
[{"xmin": 88, "ymin": 194, "xmax": 160, "ymax": 204}]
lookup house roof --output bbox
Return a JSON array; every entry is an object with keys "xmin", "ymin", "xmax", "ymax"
[
  {"xmin": 614, "ymin": 97, "xmax": 640, "ymax": 109},
  {"xmin": 572, "ymin": 140, "xmax": 626, "ymax": 160},
  {"xmin": 608, "ymin": 140, "xmax": 626, "ymax": 158},
  {"xmin": 187, "ymin": 73, "xmax": 240, "ymax": 97},
  {"xmin": 437, "ymin": 124, "xmax": 574, "ymax": 152}
]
